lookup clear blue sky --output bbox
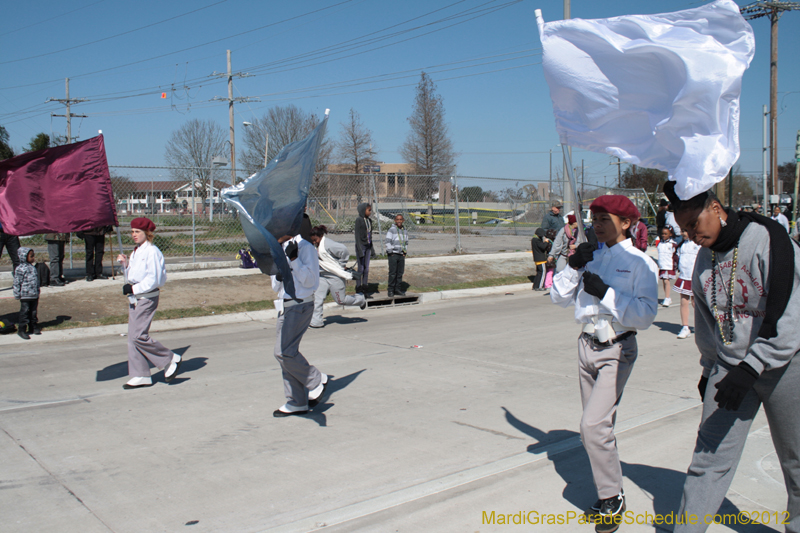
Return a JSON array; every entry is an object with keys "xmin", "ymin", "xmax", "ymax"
[{"xmin": 2, "ymin": 0, "xmax": 798, "ymax": 188}]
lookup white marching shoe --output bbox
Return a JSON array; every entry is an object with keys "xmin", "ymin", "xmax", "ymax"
[
  {"xmin": 164, "ymin": 352, "xmax": 182, "ymax": 383},
  {"xmin": 662, "ymin": 297, "xmax": 672, "ymax": 307},
  {"xmin": 677, "ymin": 326, "xmax": 692, "ymax": 339},
  {"xmin": 123, "ymin": 376, "xmax": 153, "ymax": 389}
]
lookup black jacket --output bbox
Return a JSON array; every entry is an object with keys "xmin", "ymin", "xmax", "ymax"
[
  {"xmin": 354, "ymin": 203, "xmax": 373, "ymax": 258},
  {"xmin": 540, "ymin": 211, "xmax": 563, "ymax": 232},
  {"xmin": 531, "ymin": 236, "xmax": 551, "ymax": 263}
]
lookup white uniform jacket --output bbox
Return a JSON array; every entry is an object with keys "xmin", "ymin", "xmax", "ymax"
[
  {"xmin": 271, "ymin": 235, "xmax": 320, "ymax": 300},
  {"xmin": 550, "ymin": 239, "xmax": 659, "ymax": 331},
  {"xmin": 125, "ymin": 240, "xmax": 167, "ymax": 294}
]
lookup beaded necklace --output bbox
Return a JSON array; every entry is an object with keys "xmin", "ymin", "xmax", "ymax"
[{"xmin": 711, "ymin": 247, "xmax": 738, "ymax": 345}]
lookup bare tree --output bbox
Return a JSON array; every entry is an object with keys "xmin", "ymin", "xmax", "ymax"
[
  {"xmin": 164, "ymin": 119, "xmax": 226, "ymax": 203},
  {"xmin": 400, "ymin": 72, "xmax": 456, "ymax": 184},
  {"xmin": 336, "ymin": 108, "xmax": 377, "ymax": 174},
  {"xmin": 239, "ymin": 104, "xmax": 332, "ymax": 175}
]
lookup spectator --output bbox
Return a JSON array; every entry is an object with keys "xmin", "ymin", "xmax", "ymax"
[
  {"xmin": 385, "ymin": 214, "xmax": 408, "ymax": 297},
  {"xmin": 772, "ymin": 206, "xmax": 790, "ymax": 233},
  {"xmin": 354, "ymin": 203, "xmax": 374, "ymax": 296},
  {"xmin": 531, "ymin": 228, "xmax": 551, "ymax": 290},
  {"xmin": 308, "ymin": 225, "xmax": 365, "ymax": 329},
  {"xmin": 541, "ymin": 201, "xmax": 564, "ymax": 232},
  {"xmin": 656, "ymin": 199, "xmax": 669, "ymax": 233},
  {"xmin": 13, "ymin": 247, "xmax": 40, "ymax": 340},
  {"xmin": 630, "ymin": 218, "xmax": 649, "ymax": 251},
  {"xmin": 45, "ymin": 232, "xmax": 69, "ymax": 286},
  {"xmin": 549, "ymin": 214, "xmax": 579, "ymax": 273},
  {"xmin": 81, "ymin": 226, "xmax": 111, "ymax": 281},
  {"xmin": 0, "ymin": 220, "xmax": 20, "ymax": 275},
  {"xmin": 665, "ymin": 206, "xmax": 682, "ymax": 243}
]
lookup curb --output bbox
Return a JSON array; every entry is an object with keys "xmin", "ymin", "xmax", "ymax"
[{"xmin": 0, "ymin": 284, "xmax": 536, "ymax": 345}]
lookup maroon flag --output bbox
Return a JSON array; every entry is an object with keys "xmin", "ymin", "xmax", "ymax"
[{"xmin": 0, "ymin": 134, "xmax": 117, "ymax": 235}]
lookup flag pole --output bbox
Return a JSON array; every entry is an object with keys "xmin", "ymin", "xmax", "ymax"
[{"xmin": 561, "ymin": 144, "xmax": 586, "ymax": 243}]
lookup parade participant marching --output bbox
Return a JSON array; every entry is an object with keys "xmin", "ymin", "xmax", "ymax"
[
  {"xmin": 271, "ymin": 233, "xmax": 329, "ymax": 417},
  {"xmin": 673, "ymin": 229, "xmax": 701, "ymax": 339},
  {"xmin": 385, "ymin": 214, "xmax": 409, "ymax": 297},
  {"xmin": 354, "ymin": 202, "xmax": 374, "ymax": 296},
  {"xmin": 116, "ymin": 217, "xmax": 181, "ymax": 390},
  {"xmin": 667, "ymin": 182, "xmax": 800, "ymax": 533},
  {"xmin": 550, "ymin": 195, "xmax": 658, "ymax": 533},
  {"xmin": 307, "ymin": 225, "xmax": 365, "ymax": 329},
  {"xmin": 657, "ymin": 225, "xmax": 678, "ymax": 307}
]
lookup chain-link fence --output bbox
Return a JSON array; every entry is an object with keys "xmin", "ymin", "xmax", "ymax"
[{"xmin": 0, "ymin": 166, "xmax": 660, "ymax": 269}]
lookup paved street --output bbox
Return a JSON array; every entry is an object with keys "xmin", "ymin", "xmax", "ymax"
[{"xmin": 1, "ymin": 291, "xmax": 786, "ymax": 532}]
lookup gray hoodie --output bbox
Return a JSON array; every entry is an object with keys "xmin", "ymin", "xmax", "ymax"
[
  {"xmin": 693, "ymin": 223, "xmax": 800, "ymax": 375},
  {"xmin": 13, "ymin": 247, "xmax": 39, "ymax": 300}
]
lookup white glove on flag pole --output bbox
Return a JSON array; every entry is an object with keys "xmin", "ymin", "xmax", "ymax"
[{"xmin": 536, "ymin": 0, "xmax": 754, "ymax": 200}]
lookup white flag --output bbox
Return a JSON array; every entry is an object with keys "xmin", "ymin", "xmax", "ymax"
[{"xmin": 536, "ymin": 0, "xmax": 755, "ymax": 200}]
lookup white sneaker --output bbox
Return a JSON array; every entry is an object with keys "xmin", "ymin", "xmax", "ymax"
[
  {"xmin": 164, "ymin": 352, "xmax": 182, "ymax": 382},
  {"xmin": 123, "ymin": 376, "xmax": 153, "ymax": 389},
  {"xmin": 662, "ymin": 298, "xmax": 672, "ymax": 307},
  {"xmin": 308, "ymin": 374, "xmax": 328, "ymax": 401},
  {"xmin": 677, "ymin": 326, "xmax": 691, "ymax": 339}
]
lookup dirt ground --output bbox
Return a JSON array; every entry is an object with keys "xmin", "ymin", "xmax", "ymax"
[{"xmin": 0, "ymin": 254, "xmax": 536, "ymax": 329}]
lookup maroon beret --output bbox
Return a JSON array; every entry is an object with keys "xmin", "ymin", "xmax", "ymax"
[
  {"xmin": 566, "ymin": 214, "xmax": 577, "ymax": 225},
  {"xmin": 131, "ymin": 217, "xmax": 156, "ymax": 232},
  {"xmin": 590, "ymin": 195, "xmax": 640, "ymax": 220}
]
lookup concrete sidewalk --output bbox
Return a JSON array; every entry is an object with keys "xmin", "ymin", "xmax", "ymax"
[{"xmin": 0, "ymin": 290, "xmax": 786, "ymax": 532}]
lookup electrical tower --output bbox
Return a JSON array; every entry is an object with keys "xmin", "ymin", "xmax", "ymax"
[
  {"xmin": 47, "ymin": 78, "xmax": 88, "ymax": 144},
  {"xmin": 213, "ymin": 50, "xmax": 259, "ymax": 187},
  {"xmin": 740, "ymin": 1, "xmax": 800, "ymax": 197}
]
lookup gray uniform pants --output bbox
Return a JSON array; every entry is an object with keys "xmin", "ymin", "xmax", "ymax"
[
  {"xmin": 675, "ymin": 356, "xmax": 800, "ymax": 533},
  {"xmin": 274, "ymin": 301, "xmax": 323, "ymax": 408},
  {"xmin": 47, "ymin": 241, "xmax": 65, "ymax": 281},
  {"xmin": 127, "ymin": 296, "xmax": 173, "ymax": 377},
  {"xmin": 578, "ymin": 333, "xmax": 638, "ymax": 499},
  {"xmin": 311, "ymin": 274, "xmax": 365, "ymax": 328}
]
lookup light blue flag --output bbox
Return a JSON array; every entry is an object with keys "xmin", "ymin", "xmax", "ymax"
[{"xmin": 221, "ymin": 113, "xmax": 328, "ymax": 299}]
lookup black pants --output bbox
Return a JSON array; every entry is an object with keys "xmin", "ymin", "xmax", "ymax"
[
  {"xmin": 47, "ymin": 241, "xmax": 65, "ymax": 281},
  {"xmin": 84, "ymin": 234, "xmax": 105, "ymax": 277},
  {"xmin": 533, "ymin": 263, "xmax": 544, "ymax": 288},
  {"xmin": 0, "ymin": 232, "xmax": 20, "ymax": 274},
  {"xmin": 19, "ymin": 299, "xmax": 38, "ymax": 331},
  {"xmin": 387, "ymin": 253, "xmax": 405, "ymax": 295}
]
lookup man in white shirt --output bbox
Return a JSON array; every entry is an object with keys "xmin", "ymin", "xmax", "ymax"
[
  {"xmin": 772, "ymin": 206, "xmax": 790, "ymax": 233},
  {"xmin": 271, "ymin": 234, "xmax": 329, "ymax": 417}
]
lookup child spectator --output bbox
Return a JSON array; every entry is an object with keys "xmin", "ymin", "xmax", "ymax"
[
  {"xmin": 673, "ymin": 229, "xmax": 700, "ymax": 339},
  {"xmin": 531, "ymin": 228, "xmax": 551, "ymax": 290},
  {"xmin": 657, "ymin": 225, "xmax": 678, "ymax": 306},
  {"xmin": 13, "ymin": 247, "xmax": 40, "ymax": 340},
  {"xmin": 385, "ymin": 214, "xmax": 409, "ymax": 297},
  {"xmin": 354, "ymin": 203, "xmax": 374, "ymax": 296}
]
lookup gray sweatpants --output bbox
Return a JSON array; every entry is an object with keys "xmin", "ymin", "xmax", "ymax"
[
  {"xmin": 127, "ymin": 296, "xmax": 173, "ymax": 378},
  {"xmin": 274, "ymin": 301, "xmax": 323, "ymax": 409},
  {"xmin": 675, "ymin": 356, "xmax": 800, "ymax": 533},
  {"xmin": 578, "ymin": 333, "xmax": 638, "ymax": 499},
  {"xmin": 311, "ymin": 274, "xmax": 365, "ymax": 327}
]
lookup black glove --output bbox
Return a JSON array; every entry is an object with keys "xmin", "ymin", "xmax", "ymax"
[
  {"xmin": 582, "ymin": 271, "xmax": 610, "ymax": 299},
  {"xmin": 275, "ymin": 271, "xmax": 283, "ymax": 283},
  {"xmin": 285, "ymin": 240, "xmax": 298, "ymax": 261},
  {"xmin": 569, "ymin": 242, "xmax": 597, "ymax": 270},
  {"xmin": 714, "ymin": 363, "xmax": 758, "ymax": 411},
  {"xmin": 698, "ymin": 375, "xmax": 709, "ymax": 401},
  {"xmin": 122, "ymin": 283, "xmax": 133, "ymax": 295},
  {"xmin": 346, "ymin": 268, "xmax": 362, "ymax": 281}
]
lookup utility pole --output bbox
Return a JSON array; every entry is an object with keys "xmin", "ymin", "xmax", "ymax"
[
  {"xmin": 763, "ymin": 105, "xmax": 769, "ymax": 208},
  {"xmin": 741, "ymin": 2, "xmax": 800, "ymax": 196},
  {"xmin": 48, "ymin": 78, "xmax": 87, "ymax": 144},
  {"xmin": 213, "ymin": 50, "xmax": 259, "ymax": 186},
  {"xmin": 609, "ymin": 157, "xmax": 623, "ymax": 188}
]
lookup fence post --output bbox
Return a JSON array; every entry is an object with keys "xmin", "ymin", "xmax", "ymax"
[
  {"xmin": 192, "ymin": 178, "xmax": 196, "ymax": 263},
  {"xmin": 371, "ymin": 173, "xmax": 385, "ymax": 255},
  {"xmin": 452, "ymin": 175, "xmax": 461, "ymax": 253}
]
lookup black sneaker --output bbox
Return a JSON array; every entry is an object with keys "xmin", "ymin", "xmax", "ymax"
[
  {"xmin": 586, "ymin": 499, "xmax": 603, "ymax": 516},
  {"xmin": 18, "ymin": 328, "xmax": 30, "ymax": 340},
  {"xmin": 593, "ymin": 493, "xmax": 626, "ymax": 533}
]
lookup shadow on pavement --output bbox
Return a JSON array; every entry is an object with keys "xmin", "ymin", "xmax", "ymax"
[
  {"xmin": 301, "ymin": 370, "xmax": 366, "ymax": 427},
  {"xmin": 652, "ymin": 321, "xmax": 684, "ymax": 335},
  {"xmin": 502, "ymin": 408, "xmax": 768, "ymax": 533},
  {"xmin": 324, "ymin": 316, "xmax": 368, "ymax": 326}
]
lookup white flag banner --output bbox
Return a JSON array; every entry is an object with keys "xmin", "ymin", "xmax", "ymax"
[{"xmin": 536, "ymin": 0, "xmax": 755, "ymax": 200}]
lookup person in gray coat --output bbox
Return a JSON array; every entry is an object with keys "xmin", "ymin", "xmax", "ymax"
[
  {"xmin": 353, "ymin": 202, "xmax": 373, "ymax": 295},
  {"xmin": 385, "ymin": 214, "xmax": 409, "ymax": 297},
  {"xmin": 308, "ymin": 225, "xmax": 366, "ymax": 328},
  {"xmin": 13, "ymin": 247, "xmax": 40, "ymax": 339},
  {"xmin": 45, "ymin": 232, "xmax": 69, "ymax": 286}
]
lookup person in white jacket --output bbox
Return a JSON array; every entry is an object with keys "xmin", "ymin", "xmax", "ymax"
[
  {"xmin": 115, "ymin": 218, "xmax": 181, "ymax": 390},
  {"xmin": 307, "ymin": 225, "xmax": 366, "ymax": 328}
]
